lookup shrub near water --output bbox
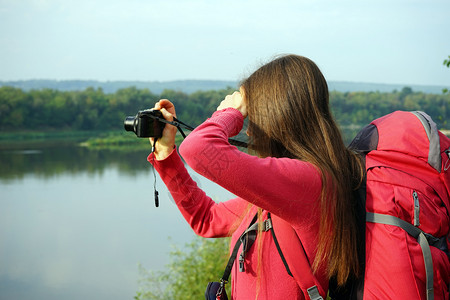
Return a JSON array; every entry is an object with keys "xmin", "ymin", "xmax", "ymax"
[
  {"xmin": 81, "ymin": 133, "xmax": 185, "ymax": 150},
  {"xmin": 135, "ymin": 237, "xmax": 230, "ymax": 300}
]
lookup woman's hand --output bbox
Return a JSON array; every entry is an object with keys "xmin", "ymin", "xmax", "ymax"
[
  {"xmin": 217, "ymin": 89, "xmax": 247, "ymax": 118},
  {"xmin": 149, "ymin": 99, "xmax": 178, "ymax": 160}
]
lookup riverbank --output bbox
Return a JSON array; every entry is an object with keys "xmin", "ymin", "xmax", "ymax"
[
  {"xmin": 0, "ymin": 130, "xmax": 103, "ymax": 150},
  {"xmin": 0, "ymin": 130, "xmax": 102, "ymax": 142},
  {"xmin": 0, "ymin": 130, "xmax": 185, "ymax": 151},
  {"xmin": 1, "ymin": 126, "xmax": 448, "ymax": 150}
]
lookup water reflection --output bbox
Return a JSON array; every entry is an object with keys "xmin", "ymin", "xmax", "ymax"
[
  {"xmin": 0, "ymin": 141, "xmax": 235, "ymax": 300},
  {"xmin": 0, "ymin": 141, "xmax": 151, "ymax": 180}
]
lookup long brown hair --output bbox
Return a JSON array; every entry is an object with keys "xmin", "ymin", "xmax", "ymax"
[{"xmin": 241, "ymin": 54, "xmax": 364, "ymax": 285}]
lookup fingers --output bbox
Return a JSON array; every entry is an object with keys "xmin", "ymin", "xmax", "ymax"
[
  {"xmin": 217, "ymin": 91, "xmax": 247, "ymax": 118},
  {"xmin": 154, "ymin": 99, "xmax": 176, "ymax": 116},
  {"xmin": 159, "ymin": 107, "xmax": 174, "ymax": 122},
  {"xmin": 217, "ymin": 91, "xmax": 240, "ymax": 110},
  {"xmin": 148, "ymin": 99, "xmax": 178, "ymax": 160}
]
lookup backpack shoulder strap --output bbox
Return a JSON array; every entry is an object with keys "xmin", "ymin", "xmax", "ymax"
[
  {"xmin": 218, "ymin": 213, "xmax": 325, "ymax": 300},
  {"xmin": 269, "ymin": 214, "xmax": 325, "ymax": 300},
  {"xmin": 220, "ymin": 214, "xmax": 258, "ymax": 283}
]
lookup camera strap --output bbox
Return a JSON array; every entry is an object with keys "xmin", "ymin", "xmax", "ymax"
[
  {"xmin": 150, "ymin": 138, "xmax": 159, "ymax": 207},
  {"xmin": 152, "ymin": 114, "xmax": 248, "ymax": 148}
]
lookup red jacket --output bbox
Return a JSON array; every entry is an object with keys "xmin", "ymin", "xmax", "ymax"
[{"xmin": 149, "ymin": 108, "xmax": 328, "ymax": 299}]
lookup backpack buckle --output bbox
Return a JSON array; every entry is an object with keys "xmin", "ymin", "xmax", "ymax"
[
  {"xmin": 307, "ymin": 285, "xmax": 323, "ymax": 300},
  {"xmin": 263, "ymin": 218, "xmax": 273, "ymax": 232}
]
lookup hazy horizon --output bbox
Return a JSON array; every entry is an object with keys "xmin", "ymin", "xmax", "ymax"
[{"xmin": 1, "ymin": 78, "xmax": 446, "ymax": 95}]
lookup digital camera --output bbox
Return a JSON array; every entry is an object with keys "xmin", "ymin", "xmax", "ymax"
[{"xmin": 124, "ymin": 109, "xmax": 165, "ymax": 138}]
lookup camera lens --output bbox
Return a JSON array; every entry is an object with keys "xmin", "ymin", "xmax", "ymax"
[{"xmin": 124, "ymin": 116, "xmax": 137, "ymax": 132}]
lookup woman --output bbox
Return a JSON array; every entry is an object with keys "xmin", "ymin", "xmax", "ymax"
[{"xmin": 148, "ymin": 54, "xmax": 364, "ymax": 299}]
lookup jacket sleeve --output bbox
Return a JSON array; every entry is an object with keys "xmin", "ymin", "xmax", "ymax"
[
  {"xmin": 148, "ymin": 148, "xmax": 248, "ymax": 238},
  {"xmin": 178, "ymin": 108, "xmax": 322, "ymax": 228}
]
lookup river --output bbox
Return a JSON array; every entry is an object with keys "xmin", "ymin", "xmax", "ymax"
[{"xmin": 0, "ymin": 139, "xmax": 234, "ymax": 300}]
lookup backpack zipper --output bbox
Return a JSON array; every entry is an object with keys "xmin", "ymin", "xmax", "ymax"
[{"xmin": 413, "ymin": 190, "xmax": 420, "ymax": 226}]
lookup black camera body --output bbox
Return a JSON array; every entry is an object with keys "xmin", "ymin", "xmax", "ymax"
[{"xmin": 124, "ymin": 109, "xmax": 165, "ymax": 138}]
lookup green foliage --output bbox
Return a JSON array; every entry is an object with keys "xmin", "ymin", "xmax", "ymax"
[
  {"xmin": 444, "ymin": 55, "xmax": 450, "ymax": 94},
  {"xmin": 135, "ymin": 236, "xmax": 231, "ymax": 300},
  {"xmin": 444, "ymin": 55, "xmax": 450, "ymax": 68},
  {"xmin": 329, "ymin": 88, "xmax": 450, "ymax": 132},
  {"xmin": 80, "ymin": 131, "xmax": 150, "ymax": 150},
  {"xmin": 0, "ymin": 86, "xmax": 228, "ymax": 132},
  {"xmin": 81, "ymin": 132, "xmax": 185, "ymax": 150},
  {"xmin": 0, "ymin": 85, "xmax": 449, "ymax": 142}
]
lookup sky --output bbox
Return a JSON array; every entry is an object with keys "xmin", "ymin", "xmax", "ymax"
[{"xmin": 0, "ymin": 0, "xmax": 449, "ymax": 87}]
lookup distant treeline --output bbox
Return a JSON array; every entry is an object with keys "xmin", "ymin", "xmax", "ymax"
[
  {"xmin": 0, "ymin": 86, "xmax": 448, "ymax": 133},
  {"xmin": 1, "ymin": 79, "xmax": 446, "ymax": 94}
]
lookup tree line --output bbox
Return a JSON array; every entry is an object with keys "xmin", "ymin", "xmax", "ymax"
[
  {"xmin": 0, "ymin": 86, "xmax": 448, "ymax": 133},
  {"xmin": 0, "ymin": 86, "xmax": 235, "ymax": 132}
]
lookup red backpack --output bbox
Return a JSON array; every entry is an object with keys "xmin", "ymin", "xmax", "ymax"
[
  {"xmin": 347, "ymin": 110, "xmax": 450, "ymax": 300},
  {"xmin": 249, "ymin": 111, "xmax": 449, "ymax": 300}
]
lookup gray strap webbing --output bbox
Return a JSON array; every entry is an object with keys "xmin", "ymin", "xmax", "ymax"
[
  {"xmin": 411, "ymin": 111, "xmax": 441, "ymax": 172},
  {"xmin": 366, "ymin": 212, "xmax": 434, "ymax": 300},
  {"xmin": 307, "ymin": 286, "xmax": 323, "ymax": 300},
  {"xmin": 245, "ymin": 222, "xmax": 259, "ymax": 234}
]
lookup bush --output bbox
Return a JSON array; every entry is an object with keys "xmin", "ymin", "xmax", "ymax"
[{"xmin": 135, "ymin": 236, "xmax": 231, "ymax": 300}]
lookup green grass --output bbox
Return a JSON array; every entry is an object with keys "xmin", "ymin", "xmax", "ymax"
[
  {"xmin": 80, "ymin": 132, "xmax": 149, "ymax": 150},
  {"xmin": 81, "ymin": 132, "xmax": 185, "ymax": 150}
]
